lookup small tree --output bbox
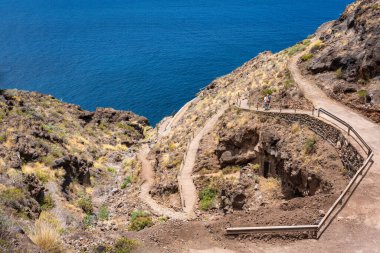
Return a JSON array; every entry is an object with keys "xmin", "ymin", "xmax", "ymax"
[{"xmin": 358, "ymin": 90, "xmax": 367, "ymax": 104}]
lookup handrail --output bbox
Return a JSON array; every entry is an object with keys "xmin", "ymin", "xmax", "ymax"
[
  {"xmin": 317, "ymin": 152, "xmax": 373, "ymax": 237},
  {"xmin": 318, "ymin": 108, "xmax": 372, "ymax": 155},
  {"xmin": 226, "ymin": 105, "xmax": 374, "ymax": 238},
  {"xmin": 226, "ymin": 225, "xmax": 319, "ymax": 235}
]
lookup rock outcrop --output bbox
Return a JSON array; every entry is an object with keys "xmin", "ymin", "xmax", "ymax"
[{"xmin": 308, "ymin": 0, "xmax": 380, "ymax": 82}]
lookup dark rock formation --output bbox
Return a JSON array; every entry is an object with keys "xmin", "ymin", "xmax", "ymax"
[
  {"xmin": 53, "ymin": 155, "xmax": 92, "ymax": 193},
  {"xmin": 216, "ymin": 127, "xmax": 259, "ymax": 167},
  {"xmin": 308, "ymin": 0, "xmax": 380, "ymax": 81},
  {"xmin": 24, "ymin": 174, "xmax": 46, "ymax": 204},
  {"xmin": 15, "ymin": 135, "xmax": 49, "ymax": 162}
]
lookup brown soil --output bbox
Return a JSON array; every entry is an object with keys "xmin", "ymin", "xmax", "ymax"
[{"xmin": 193, "ymin": 108, "xmax": 348, "ymax": 232}]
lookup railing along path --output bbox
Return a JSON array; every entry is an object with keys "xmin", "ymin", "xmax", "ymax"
[{"xmin": 226, "ymin": 100, "xmax": 374, "ymax": 238}]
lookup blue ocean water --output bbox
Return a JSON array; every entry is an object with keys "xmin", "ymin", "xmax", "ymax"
[{"xmin": 0, "ymin": 0, "xmax": 352, "ymax": 125}]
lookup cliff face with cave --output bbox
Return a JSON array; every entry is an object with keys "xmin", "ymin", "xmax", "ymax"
[{"xmin": 194, "ymin": 108, "xmax": 362, "ymax": 218}]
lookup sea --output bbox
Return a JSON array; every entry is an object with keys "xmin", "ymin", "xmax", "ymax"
[{"xmin": 0, "ymin": 0, "xmax": 352, "ymax": 125}]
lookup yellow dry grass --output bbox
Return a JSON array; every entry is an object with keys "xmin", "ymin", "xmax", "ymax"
[
  {"xmin": 101, "ymin": 143, "xmax": 128, "ymax": 151},
  {"xmin": 22, "ymin": 162, "xmax": 54, "ymax": 183},
  {"xmin": 29, "ymin": 220, "xmax": 62, "ymax": 253},
  {"xmin": 260, "ymin": 177, "xmax": 282, "ymax": 199}
]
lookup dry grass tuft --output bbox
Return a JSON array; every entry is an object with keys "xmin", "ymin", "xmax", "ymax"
[
  {"xmin": 30, "ymin": 220, "xmax": 62, "ymax": 253},
  {"xmin": 22, "ymin": 162, "xmax": 54, "ymax": 183},
  {"xmin": 260, "ymin": 177, "xmax": 282, "ymax": 199}
]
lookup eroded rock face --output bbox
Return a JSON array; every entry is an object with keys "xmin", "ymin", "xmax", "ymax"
[
  {"xmin": 308, "ymin": 0, "xmax": 380, "ymax": 81},
  {"xmin": 216, "ymin": 127, "xmax": 259, "ymax": 167},
  {"xmin": 24, "ymin": 174, "xmax": 45, "ymax": 204},
  {"xmin": 220, "ymin": 183, "xmax": 246, "ymax": 213},
  {"xmin": 151, "ymin": 181, "xmax": 178, "ymax": 196},
  {"xmin": 91, "ymin": 108, "xmax": 148, "ymax": 128},
  {"xmin": 53, "ymin": 155, "xmax": 92, "ymax": 193},
  {"xmin": 15, "ymin": 135, "xmax": 49, "ymax": 162}
]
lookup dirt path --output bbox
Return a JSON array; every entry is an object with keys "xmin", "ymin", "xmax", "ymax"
[
  {"xmin": 249, "ymin": 53, "xmax": 380, "ymax": 252},
  {"xmin": 138, "ymin": 145, "xmax": 187, "ymax": 220},
  {"xmin": 185, "ymin": 51, "xmax": 380, "ymax": 253},
  {"xmin": 178, "ymin": 105, "xmax": 229, "ymax": 217}
]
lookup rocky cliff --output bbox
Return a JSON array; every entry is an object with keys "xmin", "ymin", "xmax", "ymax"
[{"xmin": 299, "ymin": 0, "xmax": 380, "ymax": 122}]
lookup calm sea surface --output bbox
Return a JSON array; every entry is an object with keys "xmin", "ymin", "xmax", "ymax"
[{"xmin": 0, "ymin": 0, "xmax": 352, "ymax": 124}]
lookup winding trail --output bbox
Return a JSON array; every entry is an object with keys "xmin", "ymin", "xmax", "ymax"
[
  {"xmin": 138, "ymin": 145, "xmax": 187, "ymax": 220},
  {"xmin": 178, "ymin": 105, "xmax": 229, "ymax": 217},
  {"xmin": 257, "ymin": 52, "xmax": 380, "ymax": 252}
]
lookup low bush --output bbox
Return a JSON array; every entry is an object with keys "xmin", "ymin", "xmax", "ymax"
[
  {"xmin": 222, "ymin": 166, "xmax": 240, "ymax": 175},
  {"xmin": 249, "ymin": 163, "xmax": 260, "ymax": 172},
  {"xmin": 77, "ymin": 194, "xmax": 93, "ymax": 214},
  {"xmin": 97, "ymin": 204, "xmax": 110, "ymax": 221},
  {"xmin": 0, "ymin": 187, "xmax": 25, "ymax": 203},
  {"xmin": 302, "ymin": 39, "xmax": 311, "ymax": 46},
  {"xmin": 0, "ymin": 134, "xmax": 6, "ymax": 143},
  {"xmin": 106, "ymin": 237, "xmax": 138, "ymax": 253},
  {"xmin": 199, "ymin": 187, "xmax": 217, "ymax": 210},
  {"xmin": 300, "ymin": 53, "xmax": 314, "ymax": 61},
  {"xmin": 357, "ymin": 89, "xmax": 367, "ymax": 104},
  {"xmin": 261, "ymin": 88, "xmax": 276, "ymax": 95},
  {"xmin": 41, "ymin": 193, "xmax": 55, "ymax": 211},
  {"xmin": 284, "ymin": 79, "xmax": 294, "ymax": 89},
  {"xmin": 83, "ymin": 214, "xmax": 95, "ymax": 228},
  {"xmin": 128, "ymin": 210, "xmax": 153, "ymax": 231},
  {"xmin": 121, "ymin": 176, "xmax": 132, "ymax": 189},
  {"xmin": 335, "ymin": 68, "xmax": 343, "ymax": 79},
  {"xmin": 304, "ymin": 136, "xmax": 317, "ymax": 154},
  {"xmin": 286, "ymin": 43, "xmax": 306, "ymax": 56},
  {"xmin": 107, "ymin": 167, "xmax": 116, "ymax": 173}
]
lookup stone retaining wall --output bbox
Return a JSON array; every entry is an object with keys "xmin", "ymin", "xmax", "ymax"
[{"xmin": 256, "ymin": 111, "xmax": 364, "ymax": 176}]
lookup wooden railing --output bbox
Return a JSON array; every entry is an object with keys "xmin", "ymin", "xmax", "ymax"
[{"xmin": 226, "ymin": 106, "xmax": 374, "ymax": 238}]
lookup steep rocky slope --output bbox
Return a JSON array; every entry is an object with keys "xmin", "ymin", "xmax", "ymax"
[
  {"xmin": 298, "ymin": 0, "xmax": 380, "ymax": 122},
  {"xmin": 1, "ymin": 0, "xmax": 378, "ymax": 252},
  {"xmin": 0, "ymin": 90, "xmax": 149, "ymax": 252}
]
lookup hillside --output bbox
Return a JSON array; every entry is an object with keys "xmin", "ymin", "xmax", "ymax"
[{"xmin": 0, "ymin": 0, "xmax": 379, "ymax": 252}]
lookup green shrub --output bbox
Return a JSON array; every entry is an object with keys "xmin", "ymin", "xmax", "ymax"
[
  {"xmin": 222, "ymin": 166, "xmax": 240, "ymax": 174},
  {"xmin": 0, "ymin": 133, "xmax": 6, "ymax": 143},
  {"xmin": 261, "ymin": 88, "xmax": 276, "ymax": 95},
  {"xmin": 106, "ymin": 237, "xmax": 138, "ymax": 253},
  {"xmin": 302, "ymin": 39, "xmax": 311, "ymax": 46},
  {"xmin": 249, "ymin": 163, "xmax": 260, "ymax": 172},
  {"xmin": 121, "ymin": 176, "xmax": 132, "ymax": 189},
  {"xmin": 284, "ymin": 79, "xmax": 294, "ymax": 89},
  {"xmin": 107, "ymin": 167, "xmax": 116, "ymax": 173},
  {"xmin": 358, "ymin": 90, "xmax": 367, "ymax": 103},
  {"xmin": 286, "ymin": 43, "xmax": 306, "ymax": 56},
  {"xmin": 83, "ymin": 214, "xmax": 94, "ymax": 228},
  {"xmin": 199, "ymin": 187, "xmax": 217, "ymax": 210},
  {"xmin": 300, "ymin": 53, "xmax": 314, "ymax": 61},
  {"xmin": 77, "ymin": 195, "xmax": 93, "ymax": 214},
  {"xmin": 358, "ymin": 89, "xmax": 367, "ymax": 98},
  {"xmin": 41, "ymin": 124, "xmax": 54, "ymax": 133},
  {"xmin": 128, "ymin": 210, "xmax": 153, "ymax": 231},
  {"xmin": 0, "ymin": 188, "xmax": 25, "ymax": 203},
  {"xmin": 335, "ymin": 68, "xmax": 343, "ymax": 79},
  {"xmin": 41, "ymin": 193, "xmax": 55, "ymax": 211},
  {"xmin": 157, "ymin": 216, "xmax": 168, "ymax": 223},
  {"xmin": 304, "ymin": 136, "xmax": 317, "ymax": 154},
  {"xmin": 97, "ymin": 204, "xmax": 110, "ymax": 221}
]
